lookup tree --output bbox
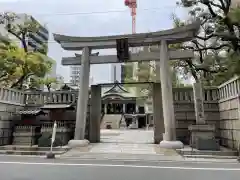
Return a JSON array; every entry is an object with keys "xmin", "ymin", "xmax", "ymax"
[
  {"xmin": 39, "ymin": 77, "xmax": 58, "ymax": 92},
  {"xmin": 172, "ymin": 0, "xmax": 240, "ymax": 85},
  {"xmin": 0, "ymin": 12, "xmax": 54, "ymax": 88},
  {"xmin": 0, "ymin": 35, "xmax": 20, "ymax": 85},
  {"xmin": 28, "ymin": 77, "xmax": 58, "ymax": 92}
]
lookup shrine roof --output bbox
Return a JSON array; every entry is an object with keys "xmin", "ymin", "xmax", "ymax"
[
  {"xmin": 40, "ymin": 104, "xmax": 75, "ymax": 110},
  {"xmin": 102, "ymin": 81, "xmax": 138, "ymax": 98},
  {"xmin": 16, "ymin": 109, "xmax": 45, "ymax": 115}
]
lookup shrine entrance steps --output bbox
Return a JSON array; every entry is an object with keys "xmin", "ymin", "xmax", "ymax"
[{"xmin": 101, "ymin": 115, "xmax": 122, "ymax": 129}]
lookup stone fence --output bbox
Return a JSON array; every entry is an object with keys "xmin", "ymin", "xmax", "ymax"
[
  {"xmin": 0, "ymin": 88, "xmax": 25, "ymax": 105},
  {"xmin": 24, "ymin": 91, "xmax": 77, "ymax": 105},
  {"xmin": 22, "ymin": 87, "xmax": 220, "ymax": 144},
  {"xmin": 23, "ymin": 87, "xmax": 218, "ymax": 105},
  {"xmin": 0, "ymin": 80, "xmax": 239, "ymax": 149}
]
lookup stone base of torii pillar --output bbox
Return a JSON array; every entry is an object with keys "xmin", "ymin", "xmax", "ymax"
[
  {"xmin": 160, "ymin": 137, "xmax": 184, "ymax": 149},
  {"xmin": 68, "ymin": 139, "xmax": 90, "ymax": 148}
]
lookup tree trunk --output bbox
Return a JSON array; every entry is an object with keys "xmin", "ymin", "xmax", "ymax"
[{"xmin": 11, "ymin": 75, "xmax": 25, "ymax": 88}]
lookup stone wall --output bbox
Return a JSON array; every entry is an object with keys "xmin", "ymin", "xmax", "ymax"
[
  {"xmin": 173, "ymin": 87, "xmax": 219, "ymax": 144},
  {"xmin": 218, "ymin": 76, "xmax": 240, "ymax": 150},
  {"xmin": 0, "ymin": 88, "xmax": 25, "ymax": 145}
]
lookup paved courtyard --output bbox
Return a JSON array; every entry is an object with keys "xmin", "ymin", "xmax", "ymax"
[
  {"xmin": 100, "ymin": 129, "xmax": 154, "ymax": 144},
  {"xmin": 61, "ymin": 129, "xmax": 183, "ymax": 161}
]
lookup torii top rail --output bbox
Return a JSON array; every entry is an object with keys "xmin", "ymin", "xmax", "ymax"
[{"xmin": 53, "ymin": 21, "xmax": 200, "ymax": 51}]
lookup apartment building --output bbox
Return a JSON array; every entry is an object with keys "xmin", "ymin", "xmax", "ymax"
[{"xmin": 70, "ymin": 66, "xmax": 81, "ymax": 85}]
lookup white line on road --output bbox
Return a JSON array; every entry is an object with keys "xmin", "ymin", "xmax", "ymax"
[
  {"xmin": 59, "ymin": 157, "xmax": 239, "ymax": 164},
  {"xmin": 0, "ymin": 161, "xmax": 239, "ymax": 171}
]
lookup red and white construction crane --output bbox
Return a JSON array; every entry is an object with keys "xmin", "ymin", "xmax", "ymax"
[{"xmin": 124, "ymin": 0, "xmax": 137, "ymax": 34}]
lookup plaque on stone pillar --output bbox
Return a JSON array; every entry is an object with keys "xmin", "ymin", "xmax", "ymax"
[
  {"xmin": 189, "ymin": 82, "xmax": 219, "ymax": 150},
  {"xmin": 193, "ymin": 82, "xmax": 205, "ymax": 124}
]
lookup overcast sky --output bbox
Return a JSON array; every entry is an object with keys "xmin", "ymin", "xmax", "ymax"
[{"xmin": 0, "ymin": 0, "xmax": 187, "ymax": 83}]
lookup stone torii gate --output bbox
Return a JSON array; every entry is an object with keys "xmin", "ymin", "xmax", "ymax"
[{"xmin": 53, "ymin": 21, "xmax": 200, "ymax": 149}]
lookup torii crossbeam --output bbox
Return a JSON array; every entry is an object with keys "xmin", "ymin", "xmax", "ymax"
[{"xmin": 61, "ymin": 50, "xmax": 194, "ymax": 65}]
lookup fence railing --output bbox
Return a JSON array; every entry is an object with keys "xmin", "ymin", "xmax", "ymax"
[
  {"xmin": 218, "ymin": 76, "xmax": 240, "ymax": 100},
  {"xmin": 0, "ymin": 86, "xmax": 221, "ymax": 106},
  {"xmin": 24, "ymin": 91, "xmax": 77, "ymax": 105},
  {"xmin": 0, "ymin": 88, "xmax": 25, "ymax": 105}
]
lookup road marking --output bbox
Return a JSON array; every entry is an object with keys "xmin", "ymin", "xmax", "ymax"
[
  {"xmin": 59, "ymin": 157, "xmax": 239, "ymax": 164},
  {"xmin": 0, "ymin": 161, "xmax": 239, "ymax": 171}
]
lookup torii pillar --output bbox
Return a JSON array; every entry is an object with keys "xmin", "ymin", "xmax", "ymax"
[
  {"xmin": 68, "ymin": 47, "xmax": 91, "ymax": 148},
  {"xmin": 159, "ymin": 40, "xmax": 183, "ymax": 149}
]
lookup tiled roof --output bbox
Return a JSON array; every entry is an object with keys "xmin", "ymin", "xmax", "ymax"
[
  {"xmin": 40, "ymin": 104, "xmax": 75, "ymax": 110},
  {"xmin": 17, "ymin": 110, "xmax": 45, "ymax": 115}
]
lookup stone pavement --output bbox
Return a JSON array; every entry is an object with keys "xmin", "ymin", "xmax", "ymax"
[
  {"xmin": 100, "ymin": 129, "xmax": 154, "ymax": 144},
  {"xmin": 60, "ymin": 143, "xmax": 183, "ymax": 161},
  {"xmin": 60, "ymin": 129, "xmax": 183, "ymax": 161}
]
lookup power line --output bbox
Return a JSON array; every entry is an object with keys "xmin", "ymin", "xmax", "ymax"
[
  {"xmin": 17, "ymin": 6, "xmax": 178, "ymax": 17},
  {"xmin": 0, "ymin": 6, "xmax": 181, "ymax": 44}
]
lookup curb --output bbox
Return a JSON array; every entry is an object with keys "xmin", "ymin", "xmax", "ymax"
[
  {"xmin": 0, "ymin": 150, "xmax": 67, "ymax": 156},
  {"xmin": 182, "ymin": 155, "xmax": 238, "ymax": 159}
]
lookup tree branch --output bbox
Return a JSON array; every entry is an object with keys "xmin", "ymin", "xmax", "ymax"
[
  {"xmin": 184, "ymin": 43, "xmax": 230, "ymax": 51},
  {"xmin": 196, "ymin": 34, "xmax": 215, "ymax": 41},
  {"xmin": 219, "ymin": 0, "xmax": 226, "ymax": 10},
  {"xmin": 185, "ymin": 59, "xmax": 198, "ymax": 80},
  {"xmin": 192, "ymin": 40, "xmax": 204, "ymax": 63},
  {"xmin": 7, "ymin": 29, "xmax": 21, "ymax": 41},
  {"xmin": 21, "ymin": 32, "xmax": 28, "ymax": 52},
  {"xmin": 209, "ymin": 1, "xmax": 222, "ymax": 10}
]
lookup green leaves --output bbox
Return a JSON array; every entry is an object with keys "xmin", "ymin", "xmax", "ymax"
[
  {"xmin": 172, "ymin": 0, "xmax": 240, "ymax": 85},
  {"xmin": 37, "ymin": 77, "xmax": 58, "ymax": 92},
  {"xmin": 228, "ymin": 7, "xmax": 240, "ymax": 25},
  {"xmin": 0, "ymin": 11, "xmax": 55, "ymax": 89}
]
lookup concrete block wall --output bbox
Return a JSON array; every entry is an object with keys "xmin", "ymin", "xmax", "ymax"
[
  {"xmin": 218, "ymin": 76, "xmax": 240, "ymax": 150},
  {"xmin": 0, "ymin": 88, "xmax": 25, "ymax": 145}
]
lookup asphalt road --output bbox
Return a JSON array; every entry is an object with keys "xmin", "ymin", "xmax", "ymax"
[{"xmin": 0, "ymin": 155, "xmax": 239, "ymax": 180}]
